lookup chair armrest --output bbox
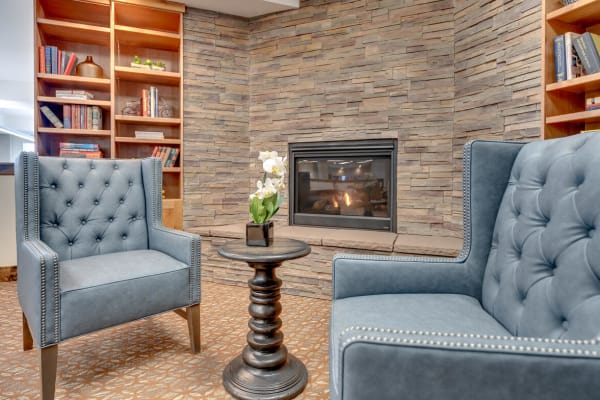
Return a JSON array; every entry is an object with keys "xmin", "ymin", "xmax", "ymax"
[
  {"xmin": 336, "ymin": 327, "xmax": 600, "ymax": 400},
  {"xmin": 148, "ymin": 226, "xmax": 201, "ymax": 303},
  {"xmin": 17, "ymin": 239, "xmax": 60, "ymax": 348},
  {"xmin": 332, "ymin": 253, "xmax": 479, "ymax": 300}
]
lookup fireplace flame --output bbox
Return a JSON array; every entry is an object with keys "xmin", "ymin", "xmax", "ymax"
[
  {"xmin": 343, "ymin": 192, "xmax": 352, "ymax": 207},
  {"xmin": 332, "ymin": 198, "xmax": 339, "ymax": 208}
]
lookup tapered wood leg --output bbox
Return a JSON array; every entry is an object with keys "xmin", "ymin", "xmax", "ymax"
[
  {"xmin": 186, "ymin": 304, "xmax": 201, "ymax": 353},
  {"xmin": 41, "ymin": 345, "xmax": 58, "ymax": 400},
  {"xmin": 22, "ymin": 312, "xmax": 34, "ymax": 351}
]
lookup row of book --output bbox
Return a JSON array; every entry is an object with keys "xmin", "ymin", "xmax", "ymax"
[
  {"xmin": 59, "ymin": 142, "xmax": 103, "ymax": 159},
  {"xmin": 40, "ymin": 105, "xmax": 103, "ymax": 130},
  {"xmin": 142, "ymin": 87, "xmax": 160, "ymax": 118},
  {"xmin": 38, "ymin": 45, "xmax": 78, "ymax": 75},
  {"xmin": 63, "ymin": 105, "xmax": 103, "ymax": 130},
  {"xmin": 151, "ymin": 146, "xmax": 180, "ymax": 167},
  {"xmin": 554, "ymin": 32, "xmax": 600, "ymax": 82}
]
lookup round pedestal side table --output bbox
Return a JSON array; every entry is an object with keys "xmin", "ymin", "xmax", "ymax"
[{"xmin": 218, "ymin": 238, "xmax": 311, "ymax": 400}]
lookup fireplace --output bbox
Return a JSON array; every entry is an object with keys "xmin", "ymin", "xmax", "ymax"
[{"xmin": 289, "ymin": 139, "xmax": 396, "ymax": 231}]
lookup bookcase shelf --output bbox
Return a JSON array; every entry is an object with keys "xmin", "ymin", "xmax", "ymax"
[
  {"xmin": 114, "ymin": 115, "xmax": 181, "ymax": 125},
  {"xmin": 114, "ymin": 137, "xmax": 181, "ymax": 145},
  {"xmin": 542, "ymin": 0, "xmax": 600, "ymax": 139},
  {"xmin": 37, "ymin": 74, "xmax": 111, "ymax": 89},
  {"xmin": 37, "ymin": 18, "xmax": 110, "ymax": 45},
  {"xmin": 38, "ymin": 96, "xmax": 111, "ymax": 109},
  {"xmin": 37, "ymin": 127, "xmax": 111, "ymax": 136},
  {"xmin": 114, "ymin": 66, "xmax": 180, "ymax": 85},
  {"xmin": 35, "ymin": 0, "xmax": 185, "ymax": 229}
]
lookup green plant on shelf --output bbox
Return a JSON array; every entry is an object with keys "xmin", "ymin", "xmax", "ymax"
[{"xmin": 130, "ymin": 56, "xmax": 165, "ymax": 71}]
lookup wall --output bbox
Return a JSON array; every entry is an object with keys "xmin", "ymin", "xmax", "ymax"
[
  {"xmin": 0, "ymin": 176, "xmax": 16, "ymax": 267},
  {"xmin": 183, "ymin": 0, "xmax": 542, "ymax": 237}
]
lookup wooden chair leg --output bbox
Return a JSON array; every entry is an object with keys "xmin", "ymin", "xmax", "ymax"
[
  {"xmin": 186, "ymin": 304, "xmax": 201, "ymax": 353},
  {"xmin": 22, "ymin": 312, "xmax": 34, "ymax": 351},
  {"xmin": 41, "ymin": 345, "xmax": 58, "ymax": 400}
]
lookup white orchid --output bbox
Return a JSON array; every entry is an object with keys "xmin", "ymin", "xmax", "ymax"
[{"xmin": 249, "ymin": 151, "xmax": 287, "ymax": 223}]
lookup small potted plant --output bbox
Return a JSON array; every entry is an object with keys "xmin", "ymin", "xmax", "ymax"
[
  {"xmin": 247, "ymin": 151, "xmax": 286, "ymax": 246},
  {"xmin": 151, "ymin": 61, "xmax": 166, "ymax": 71}
]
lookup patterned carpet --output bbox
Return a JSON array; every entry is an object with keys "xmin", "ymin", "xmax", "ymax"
[{"xmin": 0, "ymin": 280, "xmax": 330, "ymax": 399}]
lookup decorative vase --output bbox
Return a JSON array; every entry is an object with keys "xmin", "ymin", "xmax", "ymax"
[
  {"xmin": 76, "ymin": 55, "xmax": 103, "ymax": 78},
  {"xmin": 246, "ymin": 221, "xmax": 274, "ymax": 247}
]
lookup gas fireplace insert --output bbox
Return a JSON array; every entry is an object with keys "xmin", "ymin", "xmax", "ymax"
[{"xmin": 289, "ymin": 139, "xmax": 396, "ymax": 231}]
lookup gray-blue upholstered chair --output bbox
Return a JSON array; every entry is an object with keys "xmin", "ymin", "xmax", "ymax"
[
  {"xmin": 15, "ymin": 152, "xmax": 201, "ymax": 400},
  {"xmin": 330, "ymin": 133, "xmax": 600, "ymax": 400}
]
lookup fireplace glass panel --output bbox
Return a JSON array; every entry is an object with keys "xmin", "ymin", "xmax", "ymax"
[
  {"xmin": 296, "ymin": 157, "xmax": 391, "ymax": 218},
  {"xmin": 289, "ymin": 140, "xmax": 396, "ymax": 231}
]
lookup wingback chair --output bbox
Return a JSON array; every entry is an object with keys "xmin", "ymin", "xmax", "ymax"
[
  {"xmin": 15, "ymin": 152, "xmax": 201, "ymax": 400},
  {"xmin": 330, "ymin": 133, "xmax": 600, "ymax": 400}
]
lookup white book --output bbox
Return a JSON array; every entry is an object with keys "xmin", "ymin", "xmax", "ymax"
[{"xmin": 565, "ymin": 32, "xmax": 583, "ymax": 80}]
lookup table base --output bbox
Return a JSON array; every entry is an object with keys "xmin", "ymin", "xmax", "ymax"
[{"xmin": 223, "ymin": 353, "xmax": 308, "ymax": 400}]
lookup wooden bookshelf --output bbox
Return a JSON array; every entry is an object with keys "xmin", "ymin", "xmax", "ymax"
[
  {"xmin": 34, "ymin": 0, "xmax": 185, "ymax": 229},
  {"xmin": 542, "ymin": 0, "xmax": 600, "ymax": 139}
]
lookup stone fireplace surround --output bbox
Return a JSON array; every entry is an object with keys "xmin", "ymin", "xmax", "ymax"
[{"xmin": 182, "ymin": 1, "xmax": 541, "ymax": 298}]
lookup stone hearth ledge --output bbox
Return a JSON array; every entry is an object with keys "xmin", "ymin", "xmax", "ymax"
[{"xmin": 190, "ymin": 224, "xmax": 462, "ymax": 257}]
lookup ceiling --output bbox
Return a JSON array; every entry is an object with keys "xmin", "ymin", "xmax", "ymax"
[{"xmin": 174, "ymin": 0, "xmax": 299, "ymax": 18}]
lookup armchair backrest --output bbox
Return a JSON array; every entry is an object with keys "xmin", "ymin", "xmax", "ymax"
[
  {"xmin": 18, "ymin": 153, "xmax": 149, "ymax": 261},
  {"xmin": 482, "ymin": 133, "xmax": 600, "ymax": 339}
]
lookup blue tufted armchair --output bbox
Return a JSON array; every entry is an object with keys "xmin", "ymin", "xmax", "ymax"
[
  {"xmin": 330, "ymin": 133, "xmax": 600, "ymax": 400},
  {"xmin": 15, "ymin": 153, "xmax": 201, "ymax": 400}
]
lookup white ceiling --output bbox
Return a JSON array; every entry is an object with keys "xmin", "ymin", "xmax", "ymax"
[{"xmin": 174, "ymin": 0, "xmax": 299, "ymax": 18}]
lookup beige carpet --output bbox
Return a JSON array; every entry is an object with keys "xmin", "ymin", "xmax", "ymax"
[{"xmin": 0, "ymin": 280, "xmax": 330, "ymax": 399}]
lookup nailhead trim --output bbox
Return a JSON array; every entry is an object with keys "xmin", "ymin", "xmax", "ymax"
[{"xmin": 339, "ymin": 326, "xmax": 599, "ymax": 357}]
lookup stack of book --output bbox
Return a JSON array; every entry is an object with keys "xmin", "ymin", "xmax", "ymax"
[
  {"xmin": 63, "ymin": 105, "xmax": 103, "ymax": 130},
  {"xmin": 38, "ymin": 46, "xmax": 78, "ymax": 75},
  {"xmin": 151, "ymin": 146, "xmax": 179, "ymax": 167},
  {"xmin": 135, "ymin": 131, "xmax": 164, "ymax": 140},
  {"xmin": 59, "ymin": 142, "xmax": 103, "ymax": 158},
  {"xmin": 55, "ymin": 89, "xmax": 94, "ymax": 100},
  {"xmin": 555, "ymin": 31, "xmax": 600, "ymax": 81}
]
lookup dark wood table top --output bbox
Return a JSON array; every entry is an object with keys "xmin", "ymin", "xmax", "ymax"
[{"xmin": 217, "ymin": 238, "xmax": 311, "ymax": 263}]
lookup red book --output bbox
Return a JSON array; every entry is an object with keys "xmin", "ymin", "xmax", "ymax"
[
  {"xmin": 151, "ymin": 145, "xmax": 159, "ymax": 157},
  {"xmin": 63, "ymin": 53, "xmax": 77, "ymax": 75},
  {"xmin": 38, "ymin": 45, "xmax": 45, "ymax": 73},
  {"xmin": 142, "ymin": 89, "xmax": 149, "ymax": 117}
]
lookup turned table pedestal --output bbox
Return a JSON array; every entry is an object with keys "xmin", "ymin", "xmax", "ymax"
[{"xmin": 218, "ymin": 238, "xmax": 311, "ymax": 400}]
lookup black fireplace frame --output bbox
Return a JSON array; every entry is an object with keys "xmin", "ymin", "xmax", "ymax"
[{"xmin": 289, "ymin": 139, "xmax": 397, "ymax": 232}]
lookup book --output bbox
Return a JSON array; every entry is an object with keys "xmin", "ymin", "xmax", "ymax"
[
  {"xmin": 44, "ymin": 46, "xmax": 51, "ymax": 73},
  {"xmin": 167, "ymin": 148, "xmax": 180, "ymax": 167},
  {"xmin": 59, "ymin": 149, "xmax": 103, "ymax": 158},
  {"xmin": 38, "ymin": 45, "xmax": 45, "ymax": 73},
  {"xmin": 63, "ymin": 53, "xmax": 77, "ymax": 75},
  {"xmin": 573, "ymin": 32, "xmax": 600, "ymax": 74},
  {"xmin": 40, "ymin": 105, "xmax": 63, "ymax": 128},
  {"xmin": 50, "ymin": 46, "xmax": 58, "ymax": 74},
  {"xmin": 135, "ymin": 131, "xmax": 164, "ymax": 139},
  {"xmin": 565, "ymin": 32, "xmax": 583, "ymax": 79},
  {"xmin": 554, "ymin": 34, "xmax": 566, "ymax": 81},
  {"xmin": 63, "ymin": 104, "xmax": 71, "ymax": 128},
  {"xmin": 55, "ymin": 89, "xmax": 93, "ymax": 99},
  {"xmin": 59, "ymin": 142, "xmax": 99, "ymax": 151}
]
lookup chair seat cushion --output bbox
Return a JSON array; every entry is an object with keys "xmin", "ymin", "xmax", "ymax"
[
  {"xmin": 59, "ymin": 249, "xmax": 191, "ymax": 340},
  {"xmin": 330, "ymin": 293, "xmax": 511, "ymax": 396}
]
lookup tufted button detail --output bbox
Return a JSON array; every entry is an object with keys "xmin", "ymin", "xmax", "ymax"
[
  {"xmin": 122, "ymin": 234, "xmax": 127, "ymax": 240},
  {"xmin": 81, "ymin": 219, "xmax": 86, "ymax": 225},
  {"xmin": 96, "ymin": 236, "xmax": 102, "ymax": 242},
  {"xmin": 588, "ymin": 227, "xmax": 595, "ymax": 238},
  {"xmin": 51, "ymin": 183, "xmax": 57, "ymax": 189},
  {"xmin": 108, "ymin": 217, "xmax": 114, "ymax": 222},
  {"xmin": 63, "ymin": 163, "xmax": 68, "ymax": 169},
  {"xmin": 105, "ymin": 182, "xmax": 110, "ymax": 187},
  {"xmin": 119, "ymin": 198, "xmax": 125, "ymax": 204},
  {"xmin": 90, "ymin": 164, "xmax": 95, "ymax": 170},
  {"xmin": 66, "ymin": 201, "xmax": 72, "ymax": 207},
  {"xmin": 562, "ymin": 320, "xmax": 569, "ymax": 330},
  {"xmin": 128, "ymin": 181, "xmax": 134, "ymax": 187},
  {"xmin": 68, "ymin": 241, "xmax": 73, "ymax": 246},
  {"xmin": 79, "ymin": 183, "xmax": 84, "ymax": 188},
  {"xmin": 52, "ymin": 223, "xmax": 58, "ymax": 228},
  {"xmin": 114, "ymin": 164, "xmax": 119, "ymax": 169},
  {"xmin": 94, "ymin": 199, "xmax": 99, "ymax": 205}
]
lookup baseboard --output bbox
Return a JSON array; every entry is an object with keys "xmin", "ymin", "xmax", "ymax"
[{"xmin": 0, "ymin": 266, "xmax": 17, "ymax": 282}]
